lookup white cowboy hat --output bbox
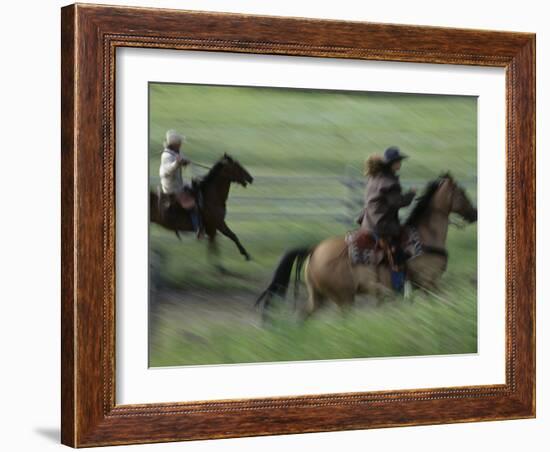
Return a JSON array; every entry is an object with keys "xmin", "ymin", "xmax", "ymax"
[{"xmin": 164, "ymin": 130, "xmax": 186, "ymax": 148}]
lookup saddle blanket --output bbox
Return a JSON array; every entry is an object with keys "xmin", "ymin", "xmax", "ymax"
[{"xmin": 345, "ymin": 227, "xmax": 423, "ymax": 266}]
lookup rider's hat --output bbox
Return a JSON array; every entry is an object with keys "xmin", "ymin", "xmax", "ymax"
[
  {"xmin": 382, "ymin": 146, "xmax": 408, "ymax": 164},
  {"xmin": 164, "ymin": 130, "xmax": 186, "ymax": 148}
]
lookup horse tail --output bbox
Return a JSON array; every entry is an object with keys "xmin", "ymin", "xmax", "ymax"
[
  {"xmin": 293, "ymin": 251, "xmax": 309, "ymax": 302},
  {"xmin": 255, "ymin": 247, "xmax": 311, "ymax": 312},
  {"xmin": 149, "ymin": 190, "xmax": 159, "ymax": 224}
]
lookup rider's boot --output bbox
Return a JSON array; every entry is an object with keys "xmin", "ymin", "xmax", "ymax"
[
  {"xmin": 189, "ymin": 207, "xmax": 203, "ymax": 239},
  {"xmin": 191, "ymin": 206, "xmax": 204, "ymax": 240}
]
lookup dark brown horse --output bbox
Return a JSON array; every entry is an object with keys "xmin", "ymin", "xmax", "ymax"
[{"xmin": 150, "ymin": 153, "xmax": 254, "ymax": 261}]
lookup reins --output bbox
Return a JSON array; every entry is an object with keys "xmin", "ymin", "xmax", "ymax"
[
  {"xmin": 188, "ymin": 160, "xmax": 212, "ymax": 170},
  {"xmin": 159, "ymin": 150, "xmax": 212, "ymax": 170}
]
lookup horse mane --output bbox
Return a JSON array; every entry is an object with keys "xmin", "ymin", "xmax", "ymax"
[
  {"xmin": 404, "ymin": 173, "xmax": 451, "ymax": 226},
  {"xmin": 196, "ymin": 155, "xmax": 232, "ymax": 187}
]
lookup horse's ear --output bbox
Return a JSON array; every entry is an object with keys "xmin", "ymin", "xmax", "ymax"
[{"xmin": 440, "ymin": 171, "xmax": 453, "ymax": 181}]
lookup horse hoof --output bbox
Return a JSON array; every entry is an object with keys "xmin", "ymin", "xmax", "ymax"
[
  {"xmin": 214, "ymin": 264, "xmax": 228, "ymax": 274},
  {"xmin": 244, "ymin": 254, "xmax": 252, "ymax": 261}
]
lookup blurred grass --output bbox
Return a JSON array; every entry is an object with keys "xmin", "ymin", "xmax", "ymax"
[
  {"xmin": 150, "ymin": 283, "xmax": 477, "ymax": 367},
  {"xmin": 148, "ymin": 82, "xmax": 477, "ymax": 366}
]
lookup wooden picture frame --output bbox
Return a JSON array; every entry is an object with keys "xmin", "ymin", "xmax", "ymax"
[{"xmin": 61, "ymin": 3, "xmax": 535, "ymax": 447}]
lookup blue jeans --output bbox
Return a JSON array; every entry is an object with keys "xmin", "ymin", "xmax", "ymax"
[
  {"xmin": 189, "ymin": 207, "xmax": 200, "ymax": 232},
  {"xmin": 375, "ymin": 232, "xmax": 405, "ymax": 293}
]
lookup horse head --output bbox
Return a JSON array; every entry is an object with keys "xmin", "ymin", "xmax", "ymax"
[
  {"xmin": 437, "ymin": 173, "xmax": 477, "ymax": 223},
  {"xmin": 220, "ymin": 153, "xmax": 254, "ymax": 187},
  {"xmin": 405, "ymin": 173, "xmax": 477, "ymax": 226}
]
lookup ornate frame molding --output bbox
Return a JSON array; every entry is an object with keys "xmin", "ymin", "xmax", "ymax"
[{"xmin": 61, "ymin": 4, "xmax": 535, "ymax": 447}]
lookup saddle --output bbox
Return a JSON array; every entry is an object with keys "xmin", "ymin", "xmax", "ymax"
[
  {"xmin": 156, "ymin": 183, "xmax": 203, "ymax": 223},
  {"xmin": 345, "ymin": 227, "xmax": 423, "ymax": 268},
  {"xmin": 345, "ymin": 230, "xmax": 391, "ymax": 267}
]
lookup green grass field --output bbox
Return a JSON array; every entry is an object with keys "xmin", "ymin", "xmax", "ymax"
[{"xmin": 148, "ymin": 82, "xmax": 478, "ymax": 367}]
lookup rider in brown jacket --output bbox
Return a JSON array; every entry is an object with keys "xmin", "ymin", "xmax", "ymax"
[
  {"xmin": 360, "ymin": 146, "xmax": 416, "ymax": 236},
  {"xmin": 358, "ymin": 146, "xmax": 416, "ymax": 291}
]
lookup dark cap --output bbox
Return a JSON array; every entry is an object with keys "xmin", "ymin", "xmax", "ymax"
[{"xmin": 383, "ymin": 146, "xmax": 408, "ymax": 164}]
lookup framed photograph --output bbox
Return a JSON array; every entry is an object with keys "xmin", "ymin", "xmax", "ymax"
[{"xmin": 61, "ymin": 3, "xmax": 535, "ymax": 447}]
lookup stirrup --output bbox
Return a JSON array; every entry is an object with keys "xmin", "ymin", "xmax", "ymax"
[{"xmin": 404, "ymin": 281, "xmax": 413, "ymax": 300}]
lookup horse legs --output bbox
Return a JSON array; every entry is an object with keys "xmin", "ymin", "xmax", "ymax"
[
  {"xmin": 300, "ymin": 260, "xmax": 325, "ymax": 322},
  {"xmin": 376, "ymin": 268, "xmax": 389, "ymax": 305},
  {"xmin": 217, "ymin": 221, "xmax": 251, "ymax": 261},
  {"xmin": 329, "ymin": 292, "xmax": 355, "ymax": 316},
  {"xmin": 299, "ymin": 289, "xmax": 325, "ymax": 322},
  {"xmin": 407, "ymin": 255, "xmax": 446, "ymax": 295},
  {"xmin": 206, "ymin": 232, "xmax": 227, "ymax": 274}
]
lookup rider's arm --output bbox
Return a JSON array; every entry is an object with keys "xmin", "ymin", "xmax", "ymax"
[
  {"xmin": 177, "ymin": 151, "xmax": 191, "ymax": 167},
  {"xmin": 399, "ymin": 190, "xmax": 415, "ymax": 207},
  {"xmin": 384, "ymin": 184, "xmax": 415, "ymax": 208},
  {"xmin": 160, "ymin": 152, "xmax": 184, "ymax": 176}
]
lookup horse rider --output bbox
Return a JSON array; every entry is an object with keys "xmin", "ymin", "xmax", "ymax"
[
  {"xmin": 358, "ymin": 146, "xmax": 416, "ymax": 291},
  {"xmin": 159, "ymin": 130, "xmax": 204, "ymax": 238}
]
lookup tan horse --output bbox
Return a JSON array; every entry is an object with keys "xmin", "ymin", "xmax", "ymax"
[{"xmin": 256, "ymin": 174, "xmax": 477, "ymax": 320}]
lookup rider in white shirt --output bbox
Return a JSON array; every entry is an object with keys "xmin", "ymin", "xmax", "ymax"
[{"xmin": 159, "ymin": 130, "xmax": 203, "ymax": 237}]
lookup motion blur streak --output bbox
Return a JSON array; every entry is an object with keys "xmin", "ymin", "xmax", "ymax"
[{"xmin": 148, "ymin": 83, "xmax": 477, "ymax": 367}]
